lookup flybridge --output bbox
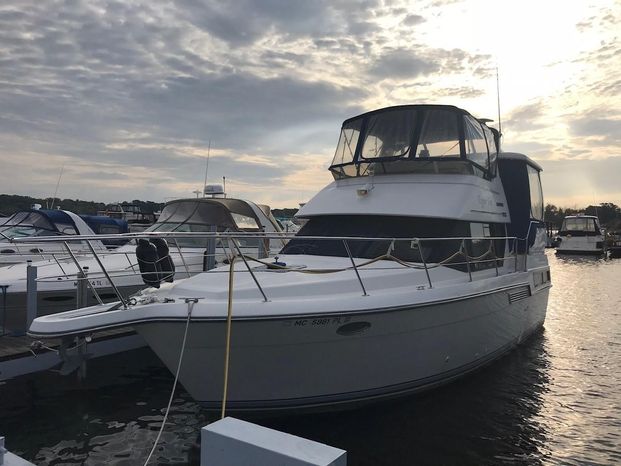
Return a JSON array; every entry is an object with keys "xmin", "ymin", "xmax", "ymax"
[{"xmin": 329, "ymin": 104, "xmax": 499, "ymax": 180}]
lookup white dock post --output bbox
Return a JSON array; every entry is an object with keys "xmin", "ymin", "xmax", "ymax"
[
  {"xmin": 201, "ymin": 417, "xmax": 347, "ymax": 466},
  {"xmin": 25, "ymin": 262, "xmax": 37, "ymax": 331},
  {"xmin": 76, "ymin": 267, "xmax": 89, "ymax": 309}
]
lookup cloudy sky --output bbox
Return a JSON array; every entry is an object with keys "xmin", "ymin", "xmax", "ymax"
[{"xmin": 1, "ymin": 0, "xmax": 619, "ymax": 208}]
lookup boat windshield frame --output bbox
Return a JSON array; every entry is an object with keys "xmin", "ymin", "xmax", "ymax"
[
  {"xmin": 329, "ymin": 105, "xmax": 499, "ymax": 180},
  {"xmin": 0, "ymin": 210, "xmax": 78, "ymax": 238}
]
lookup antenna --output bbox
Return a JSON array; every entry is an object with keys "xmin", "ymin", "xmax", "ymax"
[
  {"xmin": 496, "ymin": 67, "xmax": 502, "ymax": 136},
  {"xmin": 202, "ymin": 139, "xmax": 211, "ymax": 198},
  {"xmin": 222, "ymin": 176, "xmax": 226, "ymax": 197},
  {"xmin": 50, "ymin": 165, "xmax": 65, "ymax": 210}
]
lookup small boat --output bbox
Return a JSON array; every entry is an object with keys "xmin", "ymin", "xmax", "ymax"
[
  {"xmin": 555, "ymin": 215, "xmax": 606, "ymax": 255},
  {"xmin": 0, "ymin": 195, "xmax": 283, "ymax": 336},
  {"xmin": 29, "ymin": 104, "xmax": 551, "ymax": 411},
  {"xmin": 97, "ymin": 203, "xmax": 157, "ymax": 232},
  {"xmin": 0, "ymin": 207, "xmax": 115, "ymax": 266}
]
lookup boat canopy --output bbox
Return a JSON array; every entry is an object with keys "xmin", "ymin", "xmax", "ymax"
[
  {"xmin": 330, "ymin": 105, "xmax": 499, "ymax": 180},
  {"xmin": 148, "ymin": 198, "xmax": 264, "ymax": 233},
  {"xmin": 0, "ymin": 209, "xmax": 80, "ymax": 239}
]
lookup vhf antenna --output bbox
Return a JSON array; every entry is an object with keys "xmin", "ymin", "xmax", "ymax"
[
  {"xmin": 202, "ymin": 139, "xmax": 211, "ymax": 198},
  {"xmin": 496, "ymin": 67, "xmax": 502, "ymax": 136}
]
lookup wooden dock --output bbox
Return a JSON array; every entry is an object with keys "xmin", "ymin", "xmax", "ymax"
[{"xmin": 0, "ymin": 328, "xmax": 145, "ymax": 380}]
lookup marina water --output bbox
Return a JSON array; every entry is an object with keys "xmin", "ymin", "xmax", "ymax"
[{"xmin": 0, "ymin": 250, "xmax": 619, "ymax": 465}]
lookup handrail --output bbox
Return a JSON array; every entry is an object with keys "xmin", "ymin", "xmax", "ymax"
[
  {"xmin": 343, "ymin": 240, "xmax": 368, "ymax": 296},
  {"xmin": 11, "ymin": 230, "xmax": 524, "ymax": 243},
  {"xmin": 11, "ymin": 230, "xmax": 545, "ymax": 303},
  {"xmin": 62, "ymin": 241, "xmax": 104, "ymax": 306}
]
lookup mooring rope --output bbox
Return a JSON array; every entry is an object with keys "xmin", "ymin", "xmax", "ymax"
[
  {"xmin": 220, "ymin": 255, "xmax": 236, "ymax": 419},
  {"xmin": 143, "ymin": 298, "xmax": 195, "ymax": 465}
]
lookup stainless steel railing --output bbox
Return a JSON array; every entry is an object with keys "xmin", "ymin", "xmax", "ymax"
[{"xmin": 9, "ymin": 230, "xmax": 542, "ymax": 309}]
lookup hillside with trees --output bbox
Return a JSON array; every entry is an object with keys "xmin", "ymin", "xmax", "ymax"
[{"xmin": 0, "ymin": 194, "xmax": 163, "ymax": 217}]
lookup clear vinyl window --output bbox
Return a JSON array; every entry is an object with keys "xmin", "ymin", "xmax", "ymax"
[{"xmin": 527, "ymin": 165, "xmax": 544, "ymax": 221}]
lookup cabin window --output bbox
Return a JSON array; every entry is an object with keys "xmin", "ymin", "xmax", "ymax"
[
  {"xmin": 561, "ymin": 218, "xmax": 598, "ymax": 233},
  {"xmin": 99, "ymin": 225, "xmax": 121, "ymax": 234},
  {"xmin": 360, "ymin": 109, "xmax": 415, "ymax": 160},
  {"xmin": 468, "ymin": 222, "xmax": 505, "ymax": 271},
  {"xmin": 281, "ymin": 215, "xmax": 506, "ymax": 273},
  {"xmin": 527, "ymin": 165, "xmax": 544, "ymax": 220},
  {"xmin": 464, "ymin": 116, "xmax": 489, "ymax": 172},
  {"xmin": 56, "ymin": 223, "xmax": 77, "ymax": 235},
  {"xmin": 231, "ymin": 213, "xmax": 260, "ymax": 230},
  {"xmin": 416, "ymin": 109, "xmax": 461, "ymax": 158},
  {"xmin": 482, "ymin": 125, "xmax": 497, "ymax": 176},
  {"xmin": 332, "ymin": 119, "xmax": 362, "ymax": 166}
]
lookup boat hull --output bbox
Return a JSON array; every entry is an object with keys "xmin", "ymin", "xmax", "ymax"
[
  {"xmin": 138, "ymin": 284, "xmax": 549, "ymax": 411},
  {"xmin": 0, "ymin": 285, "xmax": 144, "ymax": 335},
  {"xmin": 555, "ymin": 235, "xmax": 605, "ymax": 255}
]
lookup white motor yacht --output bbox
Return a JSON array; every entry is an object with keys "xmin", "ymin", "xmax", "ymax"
[
  {"xmin": 0, "ymin": 207, "xmax": 110, "ymax": 266},
  {"xmin": 555, "ymin": 215, "xmax": 606, "ymax": 255},
  {"xmin": 0, "ymin": 196, "xmax": 283, "ymax": 335},
  {"xmin": 29, "ymin": 104, "xmax": 551, "ymax": 411}
]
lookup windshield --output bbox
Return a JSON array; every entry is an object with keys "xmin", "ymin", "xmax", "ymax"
[
  {"xmin": 561, "ymin": 218, "xmax": 597, "ymax": 232},
  {"xmin": 0, "ymin": 225, "xmax": 60, "ymax": 238},
  {"xmin": 329, "ymin": 106, "xmax": 497, "ymax": 179},
  {"xmin": 360, "ymin": 109, "xmax": 415, "ymax": 160},
  {"xmin": 0, "ymin": 211, "xmax": 61, "ymax": 239}
]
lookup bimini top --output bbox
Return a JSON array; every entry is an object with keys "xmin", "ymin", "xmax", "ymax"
[
  {"xmin": 0, "ymin": 209, "xmax": 88, "ymax": 239},
  {"xmin": 330, "ymin": 104, "xmax": 499, "ymax": 180},
  {"xmin": 146, "ymin": 198, "xmax": 279, "ymax": 233}
]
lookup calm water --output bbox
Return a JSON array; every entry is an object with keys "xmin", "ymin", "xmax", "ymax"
[{"xmin": 1, "ymin": 251, "xmax": 620, "ymax": 465}]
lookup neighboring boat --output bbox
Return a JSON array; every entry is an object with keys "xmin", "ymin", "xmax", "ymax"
[
  {"xmin": 0, "ymin": 196, "xmax": 283, "ymax": 335},
  {"xmin": 0, "ymin": 207, "xmax": 111, "ymax": 266},
  {"xmin": 555, "ymin": 215, "xmax": 606, "ymax": 255},
  {"xmin": 97, "ymin": 203, "xmax": 157, "ymax": 232},
  {"xmin": 79, "ymin": 215, "xmax": 130, "ymax": 248},
  {"xmin": 29, "ymin": 104, "xmax": 551, "ymax": 411}
]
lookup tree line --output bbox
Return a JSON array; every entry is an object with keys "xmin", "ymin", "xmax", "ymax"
[
  {"xmin": 0, "ymin": 194, "xmax": 164, "ymax": 217},
  {"xmin": 546, "ymin": 202, "xmax": 621, "ymax": 231}
]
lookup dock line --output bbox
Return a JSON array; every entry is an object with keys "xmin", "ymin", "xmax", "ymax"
[{"xmin": 142, "ymin": 297, "xmax": 196, "ymax": 465}]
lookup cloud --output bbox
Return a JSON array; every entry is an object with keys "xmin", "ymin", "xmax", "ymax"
[
  {"xmin": 402, "ymin": 14, "xmax": 426, "ymax": 26},
  {"xmin": 0, "ymin": 0, "xmax": 619, "ymax": 209},
  {"xmin": 504, "ymin": 102, "xmax": 546, "ymax": 132},
  {"xmin": 369, "ymin": 49, "xmax": 438, "ymax": 79},
  {"xmin": 542, "ymin": 157, "xmax": 621, "ymax": 207},
  {"xmin": 569, "ymin": 112, "xmax": 621, "ymax": 146}
]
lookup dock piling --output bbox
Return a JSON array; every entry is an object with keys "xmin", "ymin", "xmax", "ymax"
[
  {"xmin": 25, "ymin": 262, "xmax": 37, "ymax": 331},
  {"xmin": 76, "ymin": 267, "xmax": 89, "ymax": 309}
]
